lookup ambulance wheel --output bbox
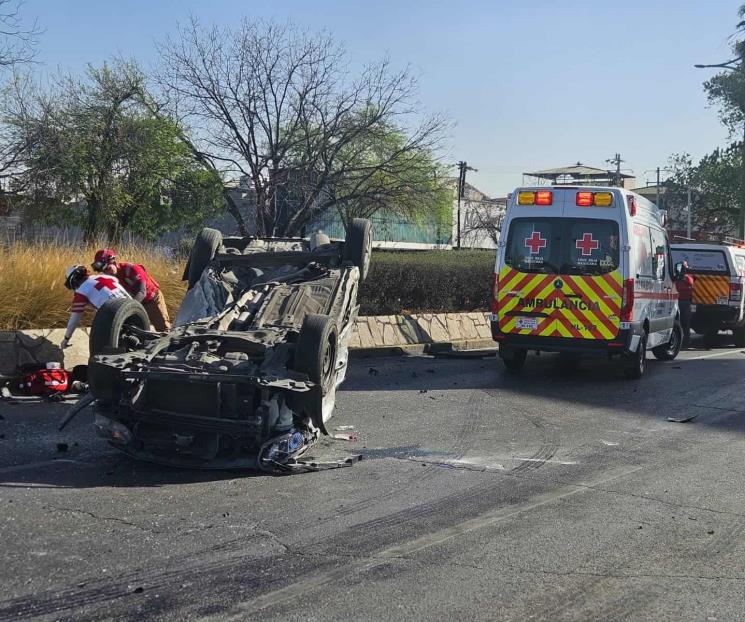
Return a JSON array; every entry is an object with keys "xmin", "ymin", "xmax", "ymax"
[
  {"xmin": 734, "ymin": 326, "xmax": 745, "ymax": 347},
  {"xmin": 653, "ymin": 322, "xmax": 682, "ymax": 360},
  {"xmin": 623, "ymin": 333, "xmax": 647, "ymax": 380},
  {"xmin": 500, "ymin": 346, "xmax": 527, "ymax": 373},
  {"xmin": 90, "ymin": 298, "xmax": 150, "ymax": 356},
  {"xmin": 703, "ymin": 330, "xmax": 719, "ymax": 349}
]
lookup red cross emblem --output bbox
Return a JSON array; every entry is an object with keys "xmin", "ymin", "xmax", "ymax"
[
  {"xmin": 576, "ymin": 233, "xmax": 599, "ymax": 256},
  {"xmin": 524, "ymin": 231, "xmax": 547, "ymax": 254},
  {"xmin": 94, "ymin": 276, "xmax": 117, "ymax": 291}
]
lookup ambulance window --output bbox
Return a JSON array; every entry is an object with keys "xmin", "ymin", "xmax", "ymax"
[
  {"xmin": 565, "ymin": 219, "xmax": 619, "ymax": 275},
  {"xmin": 504, "ymin": 218, "xmax": 557, "ymax": 273},
  {"xmin": 632, "ymin": 225, "xmax": 654, "ymax": 278},
  {"xmin": 650, "ymin": 228, "xmax": 667, "ymax": 281}
]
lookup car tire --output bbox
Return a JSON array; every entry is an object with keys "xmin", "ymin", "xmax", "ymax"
[
  {"xmin": 89, "ymin": 298, "xmax": 151, "ymax": 356},
  {"xmin": 703, "ymin": 330, "xmax": 719, "ymax": 349},
  {"xmin": 500, "ymin": 346, "xmax": 527, "ymax": 374},
  {"xmin": 343, "ymin": 218, "xmax": 373, "ymax": 282},
  {"xmin": 295, "ymin": 314, "xmax": 339, "ymax": 393},
  {"xmin": 734, "ymin": 326, "xmax": 745, "ymax": 347},
  {"xmin": 87, "ymin": 360, "xmax": 122, "ymax": 405},
  {"xmin": 624, "ymin": 333, "xmax": 647, "ymax": 379},
  {"xmin": 652, "ymin": 322, "xmax": 683, "ymax": 360},
  {"xmin": 185, "ymin": 227, "xmax": 222, "ymax": 290}
]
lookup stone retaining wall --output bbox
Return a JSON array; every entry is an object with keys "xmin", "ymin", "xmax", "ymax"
[{"xmin": 0, "ymin": 312, "xmax": 493, "ymax": 374}]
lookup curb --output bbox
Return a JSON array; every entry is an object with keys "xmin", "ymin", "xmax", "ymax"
[{"xmin": 349, "ymin": 338, "xmax": 497, "ymax": 359}]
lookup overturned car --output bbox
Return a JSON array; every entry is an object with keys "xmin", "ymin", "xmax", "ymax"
[{"xmin": 86, "ymin": 219, "xmax": 372, "ymax": 472}]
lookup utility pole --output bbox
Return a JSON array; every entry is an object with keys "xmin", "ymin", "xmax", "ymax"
[
  {"xmin": 606, "ymin": 153, "xmax": 624, "ymax": 187},
  {"xmin": 655, "ymin": 167, "xmax": 661, "ymax": 208},
  {"xmin": 686, "ymin": 187, "xmax": 692, "ymax": 239},
  {"xmin": 455, "ymin": 160, "xmax": 477, "ymax": 248}
]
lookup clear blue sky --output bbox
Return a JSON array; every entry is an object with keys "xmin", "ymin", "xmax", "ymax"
[{"xmin": 27, "ymin": 0, "xmax": 740, "ymax": 197}]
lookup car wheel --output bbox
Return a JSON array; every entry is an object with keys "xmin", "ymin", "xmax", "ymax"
[
  {"xmin": 734, "ymin": 326, "xmax": 745, "ymax": 347},
  {"xmin": 500, "ymin": 346, "xmax": 527, "ymax": 374},
  {"xmin": 343, "ymin": 218, "xmax": 373, "ymax": 282},
  {"xmin": 703, "ymin": 330, "xmax": 719, "ymax": 349},
  {"xmin": 89, "ymin": 298, "xmax": 151, "ymax": 356},
  {"xmin": 185, "ymin": 227, "xmax": 222, "ymax": 290},
  {"xmin": 624, "ymin": 333, "xmax": 647, "ymax": 379},
  {"xmin": 652, "ymin": 322, "xmax": 683, "ymax": 360},
  {"xmin": 295, "ymin": 314, "xmax": 339, "ymax": 393}
]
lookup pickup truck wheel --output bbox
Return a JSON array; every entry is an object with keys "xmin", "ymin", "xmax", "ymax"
[
  {"xmin": 652, "ymin": 322, "xmax": 682, "ymax": 360},
  {"xmin": 185, "ymin": 227, "xmax": 222, "ymax": 289},
  {"xmin": 295, "ymin": 314, "xmax": 338, "ymax": 393},
  {"xmin": 343, "ymin": 218, "xmax": 372, "ymax": 282},
  {"xmin": 734, "ymin": 326, "xmax": 745, "ymax": 347},
  {"xmin": 89, "ymin": 298, "xmax": 150, "ymax": 356},
  {"xmin": 624, "ymin": 333, "xmax": 647, "ymax": 379},
  {"xmin": 500, "ymin": 346, "xmax": 527, "ymax": 374}
]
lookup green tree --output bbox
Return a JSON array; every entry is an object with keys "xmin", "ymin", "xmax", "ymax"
[
  {"xmin": 699, "ymin": 4, "xmax": 745, "ymax": 238},
  {"xmin": 4, "ymin": 62, "xmax": 223, "ymax": 243},
  {"xmin": 666, "ymin": 148, "xmax": 741, "ymax": 238}
]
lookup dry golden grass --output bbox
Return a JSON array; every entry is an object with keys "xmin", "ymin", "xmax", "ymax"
[{"xmin": 0, "ymin": 243, "xmax": 187, "ymax": 330}]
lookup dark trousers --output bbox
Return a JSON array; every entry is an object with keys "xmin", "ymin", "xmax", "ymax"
[{"xmin": 679, "ymin": 300, "xmax": 692, "ymax": 345}]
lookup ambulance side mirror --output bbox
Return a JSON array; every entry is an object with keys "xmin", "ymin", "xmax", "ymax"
[{"xmin": 673, "ymin": 262, "xmax": 685, "ymax": 280}]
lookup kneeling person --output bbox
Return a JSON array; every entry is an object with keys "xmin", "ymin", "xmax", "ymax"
[
  {"xmin": 61, "ymin": 265, "xmax": 130, "ymax": 349},
  {"xmin": 92, "ymin": 249, "xmax": 171, "ymax": 332}
]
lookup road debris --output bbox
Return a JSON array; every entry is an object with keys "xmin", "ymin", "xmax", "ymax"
[
  {"xmin": 666, "ymin": 414, "xmax": 699, "ymax": 423},
  {"xmin": 332, "ymin": 432, "xmax": 358, "ymax": 442}
]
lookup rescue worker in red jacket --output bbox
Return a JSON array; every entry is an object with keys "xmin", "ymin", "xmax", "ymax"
[
  {"xmin": 92, "ymin": 249, "xmax": 171, "ymax": 332},
  {"xmin": 61, "ymin": 265, "xmax": 130, "ymax": 349},
  {"xmin": 675, "ymin": 260, "xmax": 695, "ymax": 347}
]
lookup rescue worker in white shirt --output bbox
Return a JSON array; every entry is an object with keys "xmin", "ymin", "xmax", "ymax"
[{"xmin": 60, "ymin": 265, "xmax": 130, "ymax": 349}]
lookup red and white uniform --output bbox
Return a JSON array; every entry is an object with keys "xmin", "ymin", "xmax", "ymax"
[
  {"xmin": 65, "ymin": 275, "xmax": 130, "ymax": 340},
  {"xmin": 116, "ymin": 262, "xmax": 160, "ymax": 303}
]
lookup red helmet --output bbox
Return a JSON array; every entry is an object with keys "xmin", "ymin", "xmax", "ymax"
[{"xmin": 92, "ymin": 249, "xmax": 117, "ymax": 272}]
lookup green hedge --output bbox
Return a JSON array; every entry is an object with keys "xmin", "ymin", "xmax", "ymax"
[{"xmin": 359, "ymin": 249, "xmax": 494, "ymax": 315}]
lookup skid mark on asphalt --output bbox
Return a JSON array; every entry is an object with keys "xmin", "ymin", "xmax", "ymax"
[{"xmin": 208, "ymin": 465, "xmax": 643, "ymax": 621}]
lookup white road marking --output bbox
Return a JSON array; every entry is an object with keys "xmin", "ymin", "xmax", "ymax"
[
  {"xmin": 685, "ymin": 350, "xmax": 743, "ymax": 361},
  {"xmin": 601, "ymin": 441, "xmax": 619, "ymax": 446},
  {"xmin": 210, "ymin": 465, "xmax": 643, "ymax": 621},
  {"xmin": 512, "ymin": 457, "xmax": 578, "ymax": 465}
]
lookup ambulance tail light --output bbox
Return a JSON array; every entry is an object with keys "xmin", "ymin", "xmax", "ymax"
[
  {"xmin": 621, "ymin": 278, "xmax": 635, "ymax": 321},
  {"xmin": 576, "ymin": 192, "xmax": 593, "ymax": 207},
  {"xmin": 730, "ymin": 281, "xmax": 742, "ymax": 302},
  {"xmin": 491, "ymin": 272, "xmax": 499, "ymax": 313}
]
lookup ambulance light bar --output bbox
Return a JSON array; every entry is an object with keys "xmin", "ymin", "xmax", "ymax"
[
  {"xmin": 517, "ymin": 190, "xmax": 553, "ymax": 206},
  {"xmin": 575, "ymin": 192, "xmax": 614, "ymax": 207}
]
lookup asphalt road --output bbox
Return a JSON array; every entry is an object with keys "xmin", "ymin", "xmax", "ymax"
[{"xmin": 2, "ymin": 338, "xmax": 745, "ymax": 621}]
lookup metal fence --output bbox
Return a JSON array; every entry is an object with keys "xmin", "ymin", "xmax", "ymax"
[{"xmin": 310, "ymin": 213, "xmax": 452, "ymax": 245}]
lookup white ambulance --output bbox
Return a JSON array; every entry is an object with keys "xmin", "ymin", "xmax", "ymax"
[{"xmin": 491, "ymin": 186, "xmax": 681, "ymax": 379}]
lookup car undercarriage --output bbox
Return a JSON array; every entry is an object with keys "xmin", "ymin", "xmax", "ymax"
[{"xmin": 85, "ymin": 220, "xmax": 372, "ymax": 472}]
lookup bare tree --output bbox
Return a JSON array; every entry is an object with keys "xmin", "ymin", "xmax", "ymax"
[
  {"xmin": 156, "ymin": 18, "xmax": 448, "ymax": 236},
  {"xmin": 460, "ymin": 198, "xmax": 504, "ymax": 247},
  {"xmin": 0, "ymin": 0, "xmax": 40, "ymax": 68}
]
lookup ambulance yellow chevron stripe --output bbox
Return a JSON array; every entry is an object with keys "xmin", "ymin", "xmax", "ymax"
[{"xmin": 496, "ymin": 267, "xmax": 622, "ymax": 340}]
